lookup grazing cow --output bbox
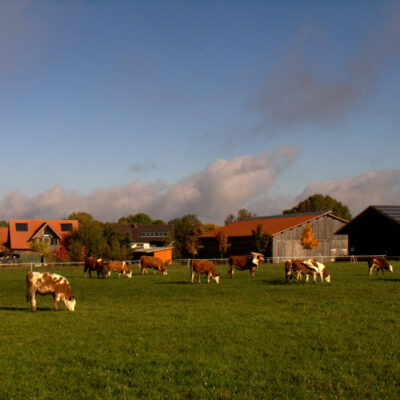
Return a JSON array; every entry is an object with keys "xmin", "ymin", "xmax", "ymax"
[
  {"xmin": 190, "ymin": 260, "xmax": 220, "ymax": 284},
  {"xmin": 285, "ymin": 259, "xmax": 330, "ymax": 284},
  {"xmin": 302, "ymin": 259, "xmax": 331, "ymax": 283},
  {"xmin": 106, "ymin": 261, "xmax": 132, "ymax": 278},
  {"xmin": 84, "ymin": 256, "xmax": 107, "ymax": 278},
  {"xmin": 228, "ymin": 253, "xmax": 264, "ymax": 278},
  {"xmin": 368, "ymin": 257, "xmax": 393, "ymax": 276},
  {"xmin": 285, "ymin": 260, "xmax": 317, "ymax": 284},
  {"xmin": 26, "ymin": 271, "xmax": 76, "ymax": 312},
  {"xmin": 140, "ymin": 255, "xmax": 168, "ymax": 275}
]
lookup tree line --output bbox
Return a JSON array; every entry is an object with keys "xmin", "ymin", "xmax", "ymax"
[{"xmin": 22, "ymin": 193, "xmax": 351, "ymax": 262}]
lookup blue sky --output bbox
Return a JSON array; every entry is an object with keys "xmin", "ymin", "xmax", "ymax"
[{"xmin": 0, "ymin": 1, "xmax": 399, "ymax": 223}]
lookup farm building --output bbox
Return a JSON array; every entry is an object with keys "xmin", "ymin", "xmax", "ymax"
[
  {"xmin": 131, "ymin": 247, "xmax": 173, "ymax": 264},
  {"xmin": 336, "ymin": 205, "xmax": 400, "ymax": 256},
  {"xmin": 111, "ymin": 223, "xmax": 174, "ymax": 248},
  {"xmin": 199, "ymin": 211, "xmax": 348, "ymax": 262}
]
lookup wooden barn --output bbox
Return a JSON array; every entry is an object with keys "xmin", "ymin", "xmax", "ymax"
[
  {"xmin": 199, "ymin": 211, "xmax": 348, "ymax": 262},
  {"xmin": 336, "ymin": 205, "xmax": 400, "ymax": 256}
]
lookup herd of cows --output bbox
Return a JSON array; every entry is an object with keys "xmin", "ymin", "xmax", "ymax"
[{"xmin": 25, "ymin": 253, "xmax": 394, "ymax": 313}]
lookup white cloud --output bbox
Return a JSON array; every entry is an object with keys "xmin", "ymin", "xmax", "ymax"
[
  {"xmin": 0, "ymin": 147, "xmax": 299, "ymax": 223},
  {"xmin": 296, "ymin": 169, "xmax": 400, "ymax": 216}
]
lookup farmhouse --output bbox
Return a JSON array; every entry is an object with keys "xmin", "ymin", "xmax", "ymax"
[
  {"xmin": 336, "ymin": 205, "xmax": 400, "ymax": 256},
  {"xmin": 0, "ymin": 220, "xmax": 79, "ymax": 253},
  {"xmin": 199, "ymin": 211, "xmax": 348, "ymax": 262}
]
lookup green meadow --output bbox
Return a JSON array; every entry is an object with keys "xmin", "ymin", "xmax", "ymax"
[{"xmin": 0, "ymin": 261, "xmax": 399, "ymax": 400}]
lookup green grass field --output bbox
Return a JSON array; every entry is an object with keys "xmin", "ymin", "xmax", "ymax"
[{"xmin": 0, "ymin": 261, "xmax": 399, "ymax": 400}]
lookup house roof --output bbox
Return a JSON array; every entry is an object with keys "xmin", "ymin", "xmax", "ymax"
[
  {"xmin": 336, "ymin": 205, "xmax": 400, "ymax": 234},
  {"xmin": 200, "ymin": 211, "xmax": 347, "ymax": 238},
  {"xmin": 9, "ymin": 220, "xmax": 79, "ymax": 250}
]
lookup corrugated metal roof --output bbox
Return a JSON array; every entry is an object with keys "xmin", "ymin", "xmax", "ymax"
[
  {"xmin": 200, "ymin": 211, "xmax": 346, "ymax": 238},
  {"xmin": 372, "ymin": 205, "xmax": 400, "ymax": 224}
]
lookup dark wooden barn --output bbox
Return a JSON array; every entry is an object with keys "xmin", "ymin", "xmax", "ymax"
[
  {"xmin": 336, "ymin": 205, "xmax": 400, "ymax": 256},
  {"xmin": 199, "ymin": 211, "xmax": 348, "ymax": 262}
]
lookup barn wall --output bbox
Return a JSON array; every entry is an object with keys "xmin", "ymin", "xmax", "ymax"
[{"xmin": 272, "ymin": 215, "xmax": 348, "ymax": 262}]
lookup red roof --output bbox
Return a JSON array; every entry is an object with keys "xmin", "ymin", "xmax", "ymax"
[
  {"xmin": 9, "ymin": 220, "xmax": 79, "ymax": 250},
  {"xmin": 200, "ymin": 212, "xmax": 347, "ymax": 238}
]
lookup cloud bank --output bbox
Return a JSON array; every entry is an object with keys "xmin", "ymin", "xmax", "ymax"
[
  {"xmin": 0, "ymin": 147, "xmax": 299, "ymax": 223},
  {"xmin": 296, "ymin": 169, "xmax": 400, "ymax": 216}
]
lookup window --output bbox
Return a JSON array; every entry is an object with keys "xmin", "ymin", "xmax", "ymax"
[
  {"xmin": 140, "ymin": 232, "xmax": 168, "ymax": 237},
  {"xmin": 61, "ymin": 223, "xmax": 73, "ymax": 232},
  {"xmin": 16, "ymin": 223, "xmax": 28, "ymax": 232}
]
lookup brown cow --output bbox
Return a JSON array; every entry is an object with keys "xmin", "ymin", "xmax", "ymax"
[
  {"xmin": 190, "ymin": 260, "xmax": 220, "ymax": 284},
  {"xmin": 84, "ymin": 256, "xmax": 106, "ymax": 278},
  {"xmin": 106, "ymin": 261, "xmax": 132, "ymax": 278},
  {"xmin": 228, "ymin": 253, "xmax": 264, "ymax": 278},
  {"xmin": 26, "ymin": 271, "xmax": 76, "ymax": 312},
  {"xmin": 368, "ymin": 257, "xmax": 393, "ymax": 276},
  {"xmin": 140, "ymin": 255, "xmax": 167, "ymax": 275}
]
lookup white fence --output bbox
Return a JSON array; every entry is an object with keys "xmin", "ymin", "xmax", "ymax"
[{"xmin": 0, "ymin": 255, "xmax": 398, "ymax": 270}]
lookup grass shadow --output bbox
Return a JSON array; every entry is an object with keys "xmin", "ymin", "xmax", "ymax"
[
  {"xmin": 154, "ymin": 281, "xmax": 191, "ymax": 285},
  {"xmin": 0, "ymin": 306, "xmax": 53, "ymax": 312}
]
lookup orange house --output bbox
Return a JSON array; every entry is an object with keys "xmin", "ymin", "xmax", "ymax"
[
  {"xmin": 131, "ymin": 247, "xmax": 173, "ymax": 264},
  {"xmin": 5, "ymin": 220, "xmax": 79, "ymax": 252}
]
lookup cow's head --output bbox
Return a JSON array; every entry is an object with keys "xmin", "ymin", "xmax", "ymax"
[
  {"xmin": 162, "ymin": 267, "xmax": 168, "ymax": 276},
  {"xmin": 213, "ymin": 274, "xmax": 220, "ymax": 284},
  {"xmin": 387, "ymin": 264, "xmax": 394, "ymax": 273},
  {"xmin": 251, "ymin": 253, "xmax": 264, "ymax": 266},
  {"xmin": 65, "ymin": 296, "xmax": 76, "ymax": 312}
]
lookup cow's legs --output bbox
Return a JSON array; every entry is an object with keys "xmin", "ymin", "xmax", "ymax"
[
  {"xmin": 54, "ymin": 294, "xmax": 60, "ymax": 311},
  {"xmin": 207, "ymin": 273, "xmax": 211, "ymax": 284},
  {"xmin": 191, "ymin": 270, "xmax": 195, "ymax": 283},
  {"xmin": 229, "ymin": 267, "xmax": 234, "ymax": 278},
  {"xmin": 250, "ymin": 267, "xmax": 256, "ymax": 278},
  {"xmin": 197, "ymin": 272, "xmax": 201, "ymax": 284},
  {"xmin": 30, "ymin": 290, "xmax": 37, "ymax": 312}
]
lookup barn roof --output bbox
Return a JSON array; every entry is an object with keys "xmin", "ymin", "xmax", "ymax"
[
  {"xmin": 9, "ymin": 220, "xmax": 79, "ymax": 250},
  {"xmin": 200, "ymin": 211, "xmax": 347, "ymax": 238},
  {"xmin": 336, "ymin": 205, "xmax": 400, "ymax": 234}
]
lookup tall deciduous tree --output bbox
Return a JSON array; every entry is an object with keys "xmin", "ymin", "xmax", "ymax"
[
  {"xmin": 283, "ymin": 194, "xmax": 352, "ymax": 220},
  {"xmin": 118, "ymin": 213, "xmax": 153, "ymax": 225},
  {"xmin": 168, "ymin": 214, "xmax": 202, "ymax": 259},
  {"xmin": 215, "ymin": 230, "xmax": 231, "ymax": 259},
  {"xmin": 251, "ymin": 224, "xmax": 270, "ymax": 254}
]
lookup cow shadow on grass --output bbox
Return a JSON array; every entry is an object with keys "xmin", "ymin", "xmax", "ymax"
[
  {"xmin": 0, "ymin": 306, "xmax": 53, "ymax": 312},
  {"xmin": 375, "ymin": 278, "xmax": 400, "ymax": 282},
  {"xmin": 154, "ymin": 281, "xmax": 191, "ymax": 285}
]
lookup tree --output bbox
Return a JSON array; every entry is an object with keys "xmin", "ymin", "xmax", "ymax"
[
  {"xmin": 118, "ymin": 213, "xmax": 153, "ymax": 225},
  {"xmin": 0, "ymin": 221, "xmax": 7, "ymax": 227},
  {"xmin": 29, "ymin": 240, "xmax": 53, "ymax": 261},
  {"xmin": 201, "ymin": 223, "xmax": 220, "ymax": 233},
  {"xmin": 283, "ymin": 194, "xmax": 352, "ymax": 220},
  {"xmin": 168, "ymin": 214, "xmax": 202, "ymax": 259},
  {"xmin": 251, "ymin": 224, "xmax": 270, "ymax": 254},
  {"xmin": 215, "ymin": 230, "xmax": 231, "ymax": 259},
  {"xmin": 185, "ymin": 226, "xmax": 203, "ymax": 259},
  {"xmin": 300, "ymin": 224, "xmax": 320, "ymax": 250},
  {"xmin": 224, "ymin": 209, "xmax": 257, "ymax": 225}
]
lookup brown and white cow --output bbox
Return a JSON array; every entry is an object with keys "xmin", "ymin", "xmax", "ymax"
[
  {"xmin": 190, "ymin": 260, "xmax": 220, "ymax": 284},
  {"xmin": 285, "ymin": 259, "xmax": 330, "ymax": 284},
  {"xmin": 368, "ymin": 257, "xmax": 393, "ymax": 276},
  {"xmin": 84, "ymin": 256, "xmax": 107, "ymax": 278},
  {"xmin": 228, "ymin": 253, "xmax": 264, "ymax": 278},
  {"xmin": 140, "ymin": 255, "xmax": 168, "ymax": 275},
  {"xmin": 302, "ymin": 259, "xmax": 331, "ymax": 283},
  {"xmin": 26, "ymin": 271, "xmax": 76, "ymax": 312},
  {"xmin": 106, "ymin": 261, "xmax": 132, "ymax": 278}
]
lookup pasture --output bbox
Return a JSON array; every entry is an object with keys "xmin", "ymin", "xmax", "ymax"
[{"xmin": 0, "ymin": 261, "xmax": 400, "ymax": 400}]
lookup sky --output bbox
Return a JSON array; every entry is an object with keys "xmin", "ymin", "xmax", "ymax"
[{"xmin": 0, "ymin": 0, "xmax": 399, "ymax": 224}]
